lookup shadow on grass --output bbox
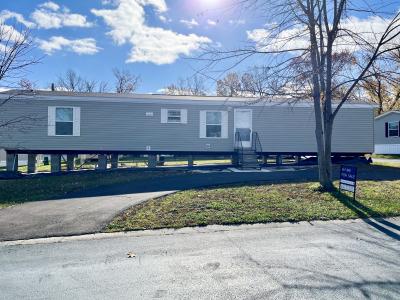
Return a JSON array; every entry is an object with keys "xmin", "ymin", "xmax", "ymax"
[{"xmin": 330, "ymin": 188, "xmax": 400, "ymax": 241}]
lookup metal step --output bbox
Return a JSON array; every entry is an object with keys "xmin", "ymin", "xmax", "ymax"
[{"xmin": 237, "ymin": 148, "xmax": 261, "ymax": 169}]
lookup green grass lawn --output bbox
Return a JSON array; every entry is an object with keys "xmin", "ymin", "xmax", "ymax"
[
  {"xmin": 0, "ymin": 170, "xmax": 186, "ymax": 209},
  {"xmin": 107, "ymin": 179, "xmax": 400, "ymax": 232},
  {"xmin": 372, "ymin": 161, "xmax": 400, "ymax": 168},
  {"xmin": 371, "ymin": 154, "xmax": 400, "ymax": 159}
]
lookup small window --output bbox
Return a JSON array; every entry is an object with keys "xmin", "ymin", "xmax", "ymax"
[
  {"xmin": 56, "ymin": 107, "xmax": 74, "ymax": 136},
  {"xmin": 206, "ymin": 111, "xmax": 222, "ymax": 138},
  {"xmin": 167, "ymin": 110, "xmax": 181, "ymax": 123},
  {"xmin": 388, "ymin": 122, "xmax": 399, "ymax": 137}
]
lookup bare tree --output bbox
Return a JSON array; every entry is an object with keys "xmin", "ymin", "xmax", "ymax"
[
  {"xmin": 55, "ymin": 69, "xmax": 109, "ymax": 93},
  {"xmin": 164, "ymin": 75, "xmax": 207, "ymax": 96},
  {"xmin": 0, "ymin": 23, "xmax": 39, "ymax": 129},
  {"xmin": 216, "ymin": 72, "xmax": 242, "ymax": 96},
  {"xmin": 98, "ymin": 81, "xmax": 109, "ymax": 93},
  {"xmin": 199, "ymin": 0, "xmax": 400, "ymax": 190},
  {"xmin": 18, "ymin": 78, "xmax": 35, "ymax": 90},
  {"xmin": 113, "ymin": 68, "xmax": 140, "ymax": 93},
  {"xmin": 56, "ymin": 69, "xmax": 84, "ymax": 92},
  {"xmin": 362, "ymin": 50, "xmax": 400, "ymax": 114},
  {"xmin": 216, "ymin": 68, "xmax": 271, "ymax": 97}
]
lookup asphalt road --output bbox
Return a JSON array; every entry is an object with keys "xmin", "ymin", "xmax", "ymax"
[{"xmin": 1, "ymin": 218, "xmax": 399, "ymax": 299}]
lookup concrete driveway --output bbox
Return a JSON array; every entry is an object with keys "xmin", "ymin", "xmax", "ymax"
[
  {"xmin": 0, "ymin": 168, "xmax": 319, "ymax": 241},
  {"xmin": 1, "ymin": 218, "xmax": 399, "ymax": 299}
]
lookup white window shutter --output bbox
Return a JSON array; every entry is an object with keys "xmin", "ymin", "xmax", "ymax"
[
  {"xmin": 48, "ymin": 106, "xmax": 56, "ymax": 136},
  {"xmin": 221, "ymin": 111, "xmax": 228, "ymax": 138},
  {"xmin": 161, "ymin": 109, "xmax": 168, "ymax": 123},
  {"xmin": 181, "ymin": 109, "xmax": 188, "ymax": 124},
  {"xmin": 73, "ymin": 107, "xmax": 81, "ymax": 136},
  {"xmin": 200, "ymin": 111, "xmax": 206, "ymax": 138}
]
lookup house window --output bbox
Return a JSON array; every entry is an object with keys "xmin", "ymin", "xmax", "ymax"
[
  {"xmin": 48, "ymin": 106, "xmax": 80, "ymax": 137},
  {"xmin": 388, "ymin": 122, "xmax": 399, "ymax": 137},
  {"xmin": 167, "ymin": 110, "xmax": 182, "ymax": 123},
  {"xmin": 56, "ymin": 107, "xmax": 74, "ymax": 136},
  {"xmin": 161, "ymin": 109, "xmax": 187, "ymax": 124},
  {"xmin": 206, "ymin": 111, "xmax": 222, "ymax": 138}
]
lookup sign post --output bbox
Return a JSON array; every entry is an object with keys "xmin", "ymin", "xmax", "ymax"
[{"xmin": 339, "ymin": 165, "xmax": 357, "ymax": 199}]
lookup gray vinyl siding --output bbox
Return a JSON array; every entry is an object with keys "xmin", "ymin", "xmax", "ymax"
[
  {"xmin": 374, "ymin": 112, "xmax": 400, "ymax": 144},
  {"xmin": 252, "ymin": 105, "xmax": 373, "ymax": 153},
  {"xmin": 0, "ymin": 96, "xmax": 374, "ymax": 154}
]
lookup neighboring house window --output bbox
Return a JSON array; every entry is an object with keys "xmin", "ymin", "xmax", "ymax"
[
  {"xmin": 388, "ymin": 122, "xmax": 399, "ymax": 137},
  {"xmin": 161, "ymin": 109, "xmax": 187, "ymax": 124},
  {"xmin": 48, "ymin": 106, "xmax": 81, "ymax": 136},
  {"xmin": 206, "ymin": 111, "xmax": 222, "ymax": 137},
  {"xmin": 200, "ymin": 110, "xmax": 228, "ymax": 139}
]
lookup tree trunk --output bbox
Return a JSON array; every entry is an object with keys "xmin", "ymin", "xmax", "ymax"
[
  {"xmin": 320, "ymin": 120, "xmax": 334, "ymax": 190},
  {"xmin": 314, "ymin": 118, "xmax": 333, "ymax": 191}
]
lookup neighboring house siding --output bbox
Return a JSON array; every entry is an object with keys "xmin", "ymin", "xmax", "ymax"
[
  {"xmin": 0, "ymin": 96, "xmax": 374, "ymax": 154},
  {"xmin": 374, "ymin": 112, "xmax": 400, "ymax": 154}
]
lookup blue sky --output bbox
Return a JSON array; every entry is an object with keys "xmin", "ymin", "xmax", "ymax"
[
  {"xmin": 1, "ymin": 0, "xmax": 399, "ymax": 93},
  {"xmin": 0, "ymin": 0, "xmax": 264, "ymax": 93}
]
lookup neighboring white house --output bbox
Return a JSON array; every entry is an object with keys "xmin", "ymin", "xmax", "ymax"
[{"xmin": 374, "ymin": 111, "xmax": 400, "ymax": 154}]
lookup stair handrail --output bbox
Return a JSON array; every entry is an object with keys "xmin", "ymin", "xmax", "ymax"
[
  {"xmin": 252, "ymin": 132, "xmax": 263, "ymax": 153},
  {"xmin": 234, "ymin": 131, "xmax": 244, "ymax": 166}
]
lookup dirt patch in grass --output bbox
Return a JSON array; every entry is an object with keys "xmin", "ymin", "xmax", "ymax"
[
  {"xmin": 0, "ymin": 170, "xmax": 187, "ymax": 209},
  {"xmin": 107, "ymin": 180, "xmax": 400, "ymax": 232}
]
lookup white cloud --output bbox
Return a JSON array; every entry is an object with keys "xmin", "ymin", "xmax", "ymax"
[
  {"xmin": 0, "ymin": 25, "xmax": 27, "ymax": 53},
  {"xmin": 229, "ymin": 19, "xmax": 245, "ymax": 26},
  {"xmin": 37, "ymin": 36, "xmax": 101, "ymax": 55},
  {"xmin": 0, "ymin": 10, "xmax": 36, "ymax": 28},
  {"xmin": 92, "ymin": 0, "xmax": 211, "ymax": 65},
  {"xmin": 39, "ymin": 1, "xmax": 60, "ymax": 11},
  {"xmin": 247, "ymin": 26, "xmax": 309, "ymax": 52},
  {"xmin": 247, "ymin": 15, "xmax": 399, "ymax": 53},
  {"xmin": 207, "ymin": 19, "xmax": 217, "ymax": 26},
  {"xmin": 0, "ymin": 24, "xmax": 25, "ymax": 42},
  {"xmin": 31, "ymin": 2, "xmax": 93, "ymax": 29},
  {"xmin": 180, "ymin": 18, "xmax": 199, "ymax": 28}
]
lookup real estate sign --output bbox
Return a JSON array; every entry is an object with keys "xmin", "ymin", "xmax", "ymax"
[{"xmin": 339, "ymin": 165, "xmax": 357, "ymax": 199}]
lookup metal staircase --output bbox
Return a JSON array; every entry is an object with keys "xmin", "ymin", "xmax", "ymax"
[{"xmin": 234, "ymin": 132, "xmax": 263, "ymax": 169}]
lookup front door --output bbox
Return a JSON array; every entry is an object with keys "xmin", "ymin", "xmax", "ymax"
[{"xmin": 234, "ymin": 109, "xmax": 252, "ymax": 148}]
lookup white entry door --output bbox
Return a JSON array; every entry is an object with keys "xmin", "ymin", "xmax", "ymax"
[{"xmin": 234, "ymin": 109, "xmax": 252, "ymax": 148}]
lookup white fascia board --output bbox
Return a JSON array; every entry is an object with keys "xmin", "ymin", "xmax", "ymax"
[{"xmin": 375, "ymin": 111, "xmax": 400, "ymax": 120}]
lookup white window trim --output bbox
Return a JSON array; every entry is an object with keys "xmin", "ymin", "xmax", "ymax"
[
  {"xmin": 388, "ymin": 121, "xmax": 399, "ymax": 137},
  {"xmin": 161, "ymin": 109, "xmax": 187, "ymax": 124},
  {"xmin": 48, "ymin": 106, "xmax": 81, "ymax": 137},
  {"xmin": 200, "ymin": 110, "xmax": 228, "ymax": 139}
]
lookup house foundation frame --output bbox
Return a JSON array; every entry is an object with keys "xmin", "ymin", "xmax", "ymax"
[
  {"xmin": 3, "ymin": 149, "xmax": 370, "ymax": 173},
  {"xmin": 27, "ymin": 154, "xmax": 37, "ymax": 173}
]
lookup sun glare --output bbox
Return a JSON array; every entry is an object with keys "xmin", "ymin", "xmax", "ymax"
[{"xmin": 200, "ymin": 0, "xmax": 221, "ymax": 9}]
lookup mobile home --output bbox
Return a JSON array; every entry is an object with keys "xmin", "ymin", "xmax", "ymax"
[
  {"xmin": 0, "ymin": 90, "xmax": 375, "ymax": 172},
  {"xmin": 374, "ymin": 111, "xmax": 400, "ymax": 154}
]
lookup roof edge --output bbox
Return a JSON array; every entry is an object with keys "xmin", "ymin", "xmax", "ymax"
[
  {"xmin": 375, "ymin": 111, "xmax": 400, "ymax": 120},
  {"xmin": 0, "ymin": 89, "xmax": 376, "ymax": 107}
]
